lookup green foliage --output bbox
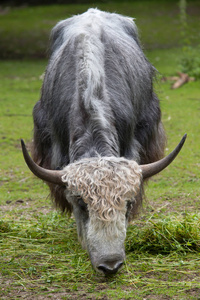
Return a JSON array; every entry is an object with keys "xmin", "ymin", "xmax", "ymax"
[
  {"xmin": 179, "ymin": 0, "xmax": 189, "ymax": 46},
  {"xmin": 0, "ymin": 1, "xmax": 200, "ymax": 58},
  {"xmin": 179, "ymin": 46, "xmax": 200, "ymax": 78},
  {"xmin": 178, "ymin": 0, "xmax": 200, "ymax": 78}
]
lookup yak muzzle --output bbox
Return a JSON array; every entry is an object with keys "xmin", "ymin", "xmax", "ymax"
[
  {"xmin": 97, "ymin": 259, "xmax": 124, "ymax": 275},
  {"xmin": 92, "ymin": 252, "xmax": 125, "ymax": 275}
]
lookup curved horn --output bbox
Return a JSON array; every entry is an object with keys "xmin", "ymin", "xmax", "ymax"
[
  {"xmin": 140, "ymin": 134, "xmax": 187, "ymax": 179},
  {"xmin": 21, "ymin": 139, "xmax": 65, "ymax": 185}
]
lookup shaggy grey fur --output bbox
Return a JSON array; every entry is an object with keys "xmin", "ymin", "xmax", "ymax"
[{"xmin": 31, "ymin": 9, "xmax": 165, "ymax": 273}]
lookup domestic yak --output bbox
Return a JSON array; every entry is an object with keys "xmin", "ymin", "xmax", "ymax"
[{"xmin": 21, "ymin": 9, "xmax": 186, "ymax": 275}]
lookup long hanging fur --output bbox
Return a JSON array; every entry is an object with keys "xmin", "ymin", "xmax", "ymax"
[{"xmin": 31, "ymin": 9, "xmax": 166, "ymax": 215}]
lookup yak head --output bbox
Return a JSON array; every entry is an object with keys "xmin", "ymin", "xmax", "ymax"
[
  {"xmin": 21, "ymin": 134, "xmax": 186, "ymax": 275},
  {"xmin": 61, "ymin": 157, "xmax": 142, "ymax": 274}
]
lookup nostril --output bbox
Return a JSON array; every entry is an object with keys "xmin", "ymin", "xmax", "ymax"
[
  {"xmin": 98, "ymin": 261, "xmax": 124, "ymax": 275},
  {"xmin": 98, "ymin": 264, "xmax": 110, "ymax": 274},
  {"xmin": 116, "ymin": 261, "xmax": 123, "ymax": 269}
]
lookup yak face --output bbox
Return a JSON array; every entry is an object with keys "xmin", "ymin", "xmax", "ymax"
[
  {"xmin": 69, "ymin": 195, "xmax": 127, "ymax": 274},
  {"xmin": 62, "ymin": 156, "xmax": 142, "ymax": 274}
]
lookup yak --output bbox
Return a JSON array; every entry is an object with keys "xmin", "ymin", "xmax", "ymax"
[{"xmin": 21, "ymin": 9, "xmax": 186, "ymax": 275}]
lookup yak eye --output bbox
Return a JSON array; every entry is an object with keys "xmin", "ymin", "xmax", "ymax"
[
  {"xmin": 77, "ymin": 197, "xmax": 88, "ymax": 211},
  {"xmin": 126, "ymin": 201, "xmax": 132, "ymax": 218},
  {"xmin": 126, "ymin": 201, "xmax": 132, "ymax": 210}
]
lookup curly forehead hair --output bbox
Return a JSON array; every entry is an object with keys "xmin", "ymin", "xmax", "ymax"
[{"xmin": 62, "ymin": 157, "xmax": 143, "ymax": 221}]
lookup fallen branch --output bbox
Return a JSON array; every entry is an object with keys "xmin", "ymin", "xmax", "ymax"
[
  {"xmin": 161, "ymin": 72, "xmax": 195, "ymax": 89},
  {"xmin": 171, "ymin": 72, "xmax": 189, "ymax": 89}
]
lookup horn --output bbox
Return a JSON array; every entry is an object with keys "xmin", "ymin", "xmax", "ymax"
[
  {"xmin": 21, "ymin": 139, "xmax": 65, "ymax": 185},
  {"xmin": 140, "ymin": 134, "xmax": 187, "ymax": 179}
]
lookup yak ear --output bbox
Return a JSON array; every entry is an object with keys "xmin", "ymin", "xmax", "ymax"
[
  {"xmin": 140, "ymin": 134, "xmax": 187, "ymax": 179},
  {"xmin": 21, "ymin": 139, "xmax": 65, "ymax": 185}
]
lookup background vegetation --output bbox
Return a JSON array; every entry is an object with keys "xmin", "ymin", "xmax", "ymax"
[
  {"xmin": 0, "ymin": 1, "xmax": 200, "ymax": 299},
  {"xmin": 0, "ymin": 0, "xmax": 200, "ymax": 58}
]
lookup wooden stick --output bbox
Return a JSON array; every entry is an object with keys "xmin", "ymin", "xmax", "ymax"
[{"xmin": 171, "ymin": 73, "xmax": 189, "ymax": 89}]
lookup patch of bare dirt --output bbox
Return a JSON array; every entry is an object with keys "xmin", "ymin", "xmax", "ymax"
[
  {"xmin": 185, "ymin": 288, "xmax": 200, "ymax": 299},
  {"xmin": 0, "ymin": 283, "xmax": 109, "ymax": 300},
  {"xmin": 0, "ymin": 198, "xmax": 53, "ymax": 219}
]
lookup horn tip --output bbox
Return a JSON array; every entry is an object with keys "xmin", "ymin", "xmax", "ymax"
[
  {"xmin": 181, "ymin": 133, "xmax": 187, "ymax": 145},
  {"xmin": 21, "ymin": 139, "xmax": 27, "ymax": 154}
]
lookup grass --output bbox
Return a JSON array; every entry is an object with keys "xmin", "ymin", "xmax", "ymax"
[
  {"xmin": 1, "ymin": 211, "xmax": 200, "ymax": 299},
  {"xmin": 0, "ymin": 1, "xmax": 200, "ymax": 58},
  {"xmin": 1, "ymin": 54, "xmax": 199, "ymax": 300},
  {"xmin": 0, "ymin": 2, "xmax": 200, "ymax": 299}
]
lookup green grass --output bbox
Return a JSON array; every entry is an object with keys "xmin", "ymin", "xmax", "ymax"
[
  {"xmin": 145, "ymin": 48, "xmax": 200, "ymax": 216},
  {"xmin": 0, "ymin": 1, "xmax": 200, "ymax": 58},
  {"xmin": 1, "ymin": 211, "xmax": 200, "ymax": 299},
  {"xmin": 0, "ymin": 2, "xmax": 200, "ymax": 299},
  {"xmin": 0, "ymin": 51, "xmax": 199, "ymax": 300}
]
